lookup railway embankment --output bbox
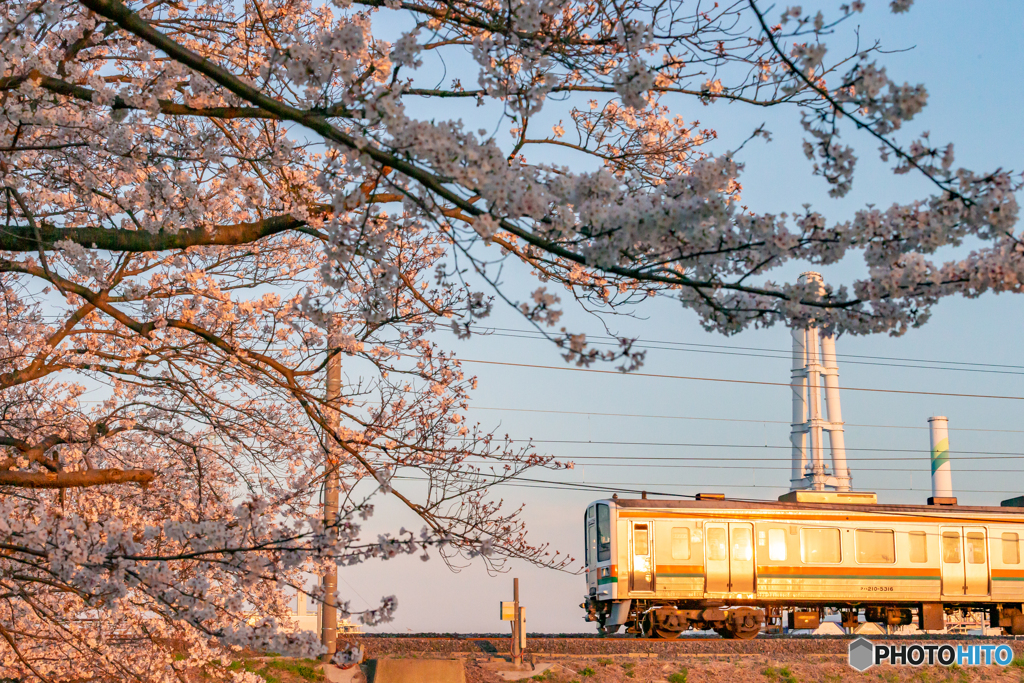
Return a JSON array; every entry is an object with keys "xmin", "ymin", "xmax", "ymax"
[{"xmin": 342, "ymin": 635, "xmax": 1024, "ymax": 682}]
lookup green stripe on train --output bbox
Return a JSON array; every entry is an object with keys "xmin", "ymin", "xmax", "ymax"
[
  {"xmin": 598, "ymin": 577, "xmax": 618, "ymax": 584},
  {"xmin": 993, "ymin": 576, "xmax": 1024, "ymax": 582},
  {"xmin": 762, "ymin": 575, "xmax": 940, "ymax": 581}
]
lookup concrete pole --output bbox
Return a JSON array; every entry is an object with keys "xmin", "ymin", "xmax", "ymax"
[
  {"xmin": 512, "ymin": 578, "xmax": 522, "ymax": 666},
  {"xmin": 820, "ymin": 332, "xmax": 851, "ymax": 491},
  {"xmin": 929, "ymin": 416, "xmax": 952, "ymax": 498},
  {"xmin": 322, "ymin": 318, "xmax": 341, "ymax": 660},
  {"xmin": 790, "ymin": 327, "xmax": 809, "ymax": 490}
]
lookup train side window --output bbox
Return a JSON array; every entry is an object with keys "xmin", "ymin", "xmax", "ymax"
[
  {"xmin": 909, "ymin": 531, "xmax": 928, "ymax": 563},
  {"xmin": 707, "ymin": 527, "xmax": 728, "ymax": 561},
  {"xmin": 942, "ymin": 532, "xmax": 961, "ymax": 563},
  {"xmin": 801, "ymin": 528, "xmax": 841, "ymax": 564},
  {"xmin": 856, "ymin": 529, "xmax": 896, "ymax": 564},
  {"xmin": 1003, "ymin": 533, "xmax": 1020, "ymax": 565},
  {"xmin": 597, "ymin": 504, "xmax": 611, "ymax": 562},
  {"xmin": 966, "ymin": 532, "xmax": 986, "ymax": 565},
  {"xmin": 768, "ymin": 528, "xmax": 787, "ymax": 561},
  {"xmin": 671, "ymin": 527, "xmax": 691, "ymax": 560}
]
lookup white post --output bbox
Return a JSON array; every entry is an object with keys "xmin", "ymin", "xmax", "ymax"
[
  {"xmin": 820, "ymin": 332, "xmax": 851, "ymax": 491},
  {"xmin": 929, "ymin": 416, "xmax": 952, "ymax": 499},
  {"xmin": 790, "ymin": 327, "xmax": 809, "ymax": 489}
]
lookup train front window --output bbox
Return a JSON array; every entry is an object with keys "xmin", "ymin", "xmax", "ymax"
[
  {"xmin": 589, "ymin": 509, "xmax": 598, "ymax": 569},
  {"xmin": 596, "ymin": 503, "xmax": 611, "ymax": 562}
]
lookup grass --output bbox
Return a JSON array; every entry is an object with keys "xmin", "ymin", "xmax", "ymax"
[
  {"xmin": 761, "ymin": 666, "xmax": 797, "ymax": 683},
  {"xmin": 222, "ymin": 658, "xmax": 324, "ymax": 683},
  {"xmin": 579, "ymin": 667, "xmax": 596, "ymax": 677},
  {"xmin": 1012, "ymin": 656, "xmax": 1024, "ymax": 669},
  {"xmin": 596, "ymin": 658, "xmax": 614, "ymax": 666},
  {"xmin": 621, "ymin": 661, "xmax": 635, "ymax": 679},
  {"xmin": 667, "ymin": 669, "xmax": 688, "ymax": 683}
]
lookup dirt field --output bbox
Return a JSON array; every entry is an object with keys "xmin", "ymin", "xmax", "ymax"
[
  {"xmin": 352, "ymin": 635, "xmax": 1024, "ymax": 683},
  {"xmin": 459, "ymin": 655, "xmax": 1024, "ymax": 683}
]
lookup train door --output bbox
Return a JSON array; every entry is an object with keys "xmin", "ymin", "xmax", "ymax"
[
  {"xmin": 705, "ymin": 522, "xmax": 754, "ymax": 594},
  {"xmin": 730, "ymin": 523, "xmax": 755, "ymax": 593},
  {"xmin": 630, "ymin": 521, "xmax": 654, "ymax": 593},
  {"xmin": 941, "ymin": 526, "xmax": 990, "ymax": 597}
]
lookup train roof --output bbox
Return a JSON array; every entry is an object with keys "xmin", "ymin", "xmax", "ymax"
[{"xmin": 605, "ymin": 497, "xmax": 1024, "ymax": 518}]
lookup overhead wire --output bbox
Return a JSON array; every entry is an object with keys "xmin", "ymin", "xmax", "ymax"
[
  {"xmin": 469, "ymin": 406, "xmax": 1024, "ymax": 434},
  {"xmin": 522, "ymin": 440, "xmax": 1024, "ymax": 458},
  {"xmin": 393, "ymin": 473, "xmax": 1024, "ymax": 498},
  {"xmin": 459, "ymin": 325, "xmax": 1024, "ymax": 375},
  {"xmin": 455, "ymin": 357, "xmax": 1024, "ymax": 401}
]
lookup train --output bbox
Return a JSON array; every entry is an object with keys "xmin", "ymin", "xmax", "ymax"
[{"xmin": 580, "ymin": 490, "xmax": 1024, "ymax": 638}]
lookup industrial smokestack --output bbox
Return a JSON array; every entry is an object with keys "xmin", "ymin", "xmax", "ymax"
[
  {"xmin": 790, "ymin": 326, "xmax": 809, "ymax": 489},
  {"xmin": 789, "ymin": 272, "xmax": 851, "ymax": 492},
  {"xmin": 928, "ymin": 416, "xmax": 955, "ymax": 505}
]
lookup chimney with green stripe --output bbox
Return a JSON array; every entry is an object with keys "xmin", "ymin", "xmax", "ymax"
[{"xmin": 929, "ymin": 416, "xmax": 952, "ymax": 499}]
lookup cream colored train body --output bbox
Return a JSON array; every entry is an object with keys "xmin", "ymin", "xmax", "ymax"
[{"xmin": 581, "ymin": 494, "xmax": 1024, "ymax": 638}]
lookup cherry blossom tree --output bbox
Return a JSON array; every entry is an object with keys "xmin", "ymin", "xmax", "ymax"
[{"xmin": 0, "ymin": 0, "xmax": 1020, "ymax": 679}]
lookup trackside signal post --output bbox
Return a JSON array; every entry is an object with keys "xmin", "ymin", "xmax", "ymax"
[{"xmin": 500, "ymin": 578, "xmax": 526, "ymax": 666}]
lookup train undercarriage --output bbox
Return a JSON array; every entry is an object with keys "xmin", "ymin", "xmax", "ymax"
[{"xmin": 581, "ymin": 597, "xmax": 1024, "ymax": 639}]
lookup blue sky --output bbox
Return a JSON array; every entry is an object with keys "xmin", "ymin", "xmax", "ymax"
[{"xmin": 337, "ymin": 1, "xmax": 1024, "ymax": 633}]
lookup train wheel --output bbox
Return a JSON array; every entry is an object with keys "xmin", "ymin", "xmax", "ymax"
[
  {"xmin": 639, "ymin": 612, "xmax": 655, "ymax": 638},
  {"xmin": 732, "ymin": 626, "xmax": 761, "ymax": 640},
  {"xmin": 715, "ymin": 625, "xmax": 760, "ymax": 639},
  {"xmin": 654, "ymin": 628, "xmax": 680, "ymax": 640}
]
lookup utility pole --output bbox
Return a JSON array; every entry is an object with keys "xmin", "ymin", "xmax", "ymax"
[
  {"xmin": 322, "ymin": 318, "xmax": 340, "ymax": 661},
  {"xmin": 511, "ymin": 578, "xmax": 523, "ymax": 667}
]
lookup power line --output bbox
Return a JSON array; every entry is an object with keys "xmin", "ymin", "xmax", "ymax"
[
  {"xmin": 523, "ymin": 440, "xmax": 1024, "ymax": 458},
  {"xmin": 457, "ymin": 357, "xmax": 1024, "ymax": 401},
  {"xmin": 561, "ymin": 453, "xmax": 1024, "ymax": 462},
  {"xmin": 562, "ymin": 462, "xmax": 1024, "ymax": 473},
  {"xmin": 395, "ymin": 473, "xmax": 1024, "ymax": 497},
  {"xmin": 470, "ymin": 406, "xmax": 1024, "ymax": 434},
  {"xmin": 468, "ymin": 326, "xmax": 1024, "ymax": 374}
]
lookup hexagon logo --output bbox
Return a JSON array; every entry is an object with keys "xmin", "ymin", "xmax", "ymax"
[{"xmin": 848, "ymin": 637, "xmax": 875, "ymax": 672}]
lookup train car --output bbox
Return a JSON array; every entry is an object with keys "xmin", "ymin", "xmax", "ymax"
[{"xmin": 580, "ymin": 491, "xmax": 1024, "ymax": 639}]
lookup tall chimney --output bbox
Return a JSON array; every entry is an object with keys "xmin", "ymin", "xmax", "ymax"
[
  {"xmin": 789, "ymin": 272, "xmax": 851, "ymax": 492},
  {"xmin": 790, "ymin": 326, "xmax": 809, "ymax": 488},
  {"xmin": 928, "ymin": 416, "xmax": 953, "ymax": 504}
]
